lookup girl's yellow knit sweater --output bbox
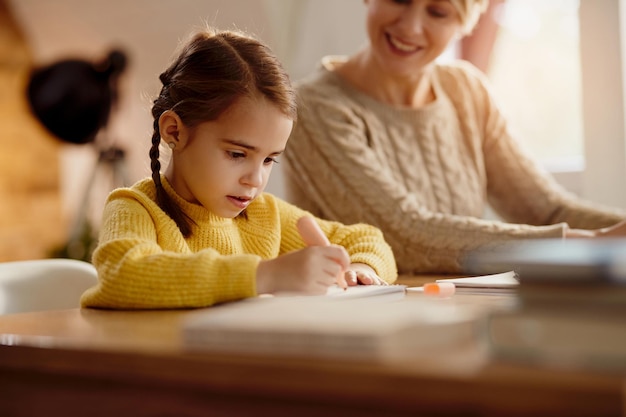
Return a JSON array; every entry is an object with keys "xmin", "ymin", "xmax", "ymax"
[{"xmin": 80, "ymin": 177, "xmax": 397, "ymax": 309}]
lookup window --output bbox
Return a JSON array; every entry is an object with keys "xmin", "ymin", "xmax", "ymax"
[
  {"xmin": 488, "ymin": 0, "xmax": 583, "ymax": 171},
  {"xmin": 485, "ymin": 0, "xmax": 626, "ymax": 209}
]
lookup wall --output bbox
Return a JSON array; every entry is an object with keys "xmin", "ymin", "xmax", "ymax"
[
  {"xmin": 0, "ymin": 0, "xmax": 65, "ymax": 261},
  {"xmin": 1, "ymin": 0, "xmax": 366, "ymax": 260},
  {"xmin": 7, "ymin": 0, "xmax": 365, "ymax": 201}
]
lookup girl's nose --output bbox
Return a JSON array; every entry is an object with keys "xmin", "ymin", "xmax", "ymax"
[{"xmin": 241, "ymin": 164, "xmax": 264, "ymax": 187}]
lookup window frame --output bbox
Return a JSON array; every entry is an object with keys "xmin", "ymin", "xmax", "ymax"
[{"xmin": 578, "ymin": 0, "xmax": 626, "ymax": 209}]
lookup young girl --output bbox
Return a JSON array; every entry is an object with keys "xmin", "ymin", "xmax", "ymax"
[{"xmin": 80, "ymin": 28, "xmax": 397, "ymax": 310}]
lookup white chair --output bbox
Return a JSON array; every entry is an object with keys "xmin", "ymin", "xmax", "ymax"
[{"xmin": 0, "ymin": 258, "xmax": 98, "ymax": 315}]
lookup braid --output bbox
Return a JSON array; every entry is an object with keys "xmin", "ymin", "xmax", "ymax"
[
  {"xmin": 149, "ymin": 116, "xmax": 193, "ymax": 237},
  {"xmin": 149, "ymin": 119, "xmax": 162, "ymax": 186}
]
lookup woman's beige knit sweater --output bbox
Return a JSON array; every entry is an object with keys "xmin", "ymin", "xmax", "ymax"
[{"xmin": 284, "ymin": 57, "xmax": 625, "ymax": 274}]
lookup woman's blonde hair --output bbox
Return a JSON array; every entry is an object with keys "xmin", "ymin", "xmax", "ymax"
[{"xmin": 450, "ymin": 0, "xmax": 490, "ymax": 35}]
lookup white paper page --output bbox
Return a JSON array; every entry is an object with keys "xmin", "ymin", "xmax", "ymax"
[{"xmin": 435, "ymin": 271, "xmax": 519, "ymax": 288}]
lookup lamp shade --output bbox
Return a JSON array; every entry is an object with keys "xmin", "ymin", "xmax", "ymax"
[{"xmin": 26, "ymin": 50, "xmax": 127, "ymax": 145}]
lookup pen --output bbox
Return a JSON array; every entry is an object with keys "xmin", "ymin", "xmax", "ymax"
[{"xmin": 296, "ymin": 216, "xmax": 349, "ymax": 290}]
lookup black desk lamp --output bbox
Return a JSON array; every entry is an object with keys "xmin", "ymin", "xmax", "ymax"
[{"xmin": 26, "ymin": 49, "xmax": 129, "ymax": 261}]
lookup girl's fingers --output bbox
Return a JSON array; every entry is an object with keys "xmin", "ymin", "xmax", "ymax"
[
  {"xmin": 345, "ymin": 270, "xmax": 358, "ymax": 286},
  {"xmin": 297, "ymin": 216, "xmax": 349, "ymax": 290},
  {"xmin": 297, "ymin": 216, "xmax": 330, "ymax": 246},
  {"xmin": 355, "ymin": 272, "xmax": 387, "ymax": 286}
]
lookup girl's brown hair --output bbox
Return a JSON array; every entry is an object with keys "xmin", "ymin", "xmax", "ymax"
[{"xmin": 149, "ymin": 28, "xmax": 297, "ymax": 237}]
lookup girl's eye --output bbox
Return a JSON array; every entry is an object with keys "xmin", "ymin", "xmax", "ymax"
[
  {"xmin": 227, "ymin": 151, "xmax": 245, "ymax": 159},
  {"xmin": 264, "ymin": 157, "xmax": 279, "ymax": 165}
]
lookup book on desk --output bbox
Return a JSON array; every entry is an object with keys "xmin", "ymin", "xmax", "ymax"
[
  {"xmin": 435, "ymin": 271, "xmax": 519, "ymax": 295},
  {"xmin": 464, "ymin": 238, "xmax": 626, "ymax": 372},
  {"xmin": 182, "ymin": 284, "xmax": 483, "ymax": 363}
]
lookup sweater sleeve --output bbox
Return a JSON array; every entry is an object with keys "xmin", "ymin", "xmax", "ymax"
[
  {"xmin": 81, "ymin": 195, "xmax": 259, "ymax": 309},
  {"xmin": 284, "ymin": 66, "xmax": 624, "ymax": 274},
  {"xmin": 265, "ymin": 195, "xmax": 398, "ymax": 284},
  {"xmin": 458, "ymin": 62, "xmax": 626, "ymax": 230}
]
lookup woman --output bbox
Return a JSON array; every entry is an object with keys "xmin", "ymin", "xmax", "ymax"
[{"xmin": 283, "ymin": 0, "xmax": 626, "ymax": 274}]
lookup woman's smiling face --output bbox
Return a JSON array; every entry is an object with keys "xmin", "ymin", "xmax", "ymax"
[{"xmin": 364, "ymin": 0, "xmax": 463, "ymax": 77}]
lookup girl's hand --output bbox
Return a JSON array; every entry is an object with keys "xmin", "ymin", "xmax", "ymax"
[
  {"xmin": 344, "ymin": 263, "xmax": 387, "ymax": 286},
  {"xmin": 256, "ymin": 245, "xmax": 350, "ymax": 295}
]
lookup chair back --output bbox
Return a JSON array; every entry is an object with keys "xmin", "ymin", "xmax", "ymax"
[{"xmin": 0, "ymin": 259, "xmax": 98, "ymax": 315}]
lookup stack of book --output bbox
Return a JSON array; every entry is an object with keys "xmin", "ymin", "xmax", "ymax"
[{"xmin": 465, "ymin": 238, "xmax": 626, "ymax": 372}]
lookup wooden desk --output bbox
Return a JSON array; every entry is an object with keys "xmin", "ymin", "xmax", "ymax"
[{"xmin": 0, "ymin": 281, "xmax": 623, "ymax": 417}]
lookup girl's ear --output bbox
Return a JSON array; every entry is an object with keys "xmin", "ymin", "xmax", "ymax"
[{"xmin": 158, "ymin": 110, "xmax": 189, "ymax": 150}]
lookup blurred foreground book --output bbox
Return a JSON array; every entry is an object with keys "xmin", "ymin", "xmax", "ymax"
[
  {"xmin": 182, "ymin": 296, "xmax": 483, "ymax": 366},
  {"xmin": 487, "ymin": 307, "xmax": 626, "ymax": 372},
  {"xmin": 465, "ymin": 238, "xmax": 626, "ymax": 372}
]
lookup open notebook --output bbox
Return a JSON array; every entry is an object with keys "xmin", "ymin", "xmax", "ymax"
[
  {"xmin": 405, "ymin": 271, "xmax": 519, "ymax": 295},
  {"xmin": 262, "ymin": 283, "xmax": 407, "ymax": 302},
  {"xmin": 436, "ymin": 271, "xmax": 519, "ymax": 294}
]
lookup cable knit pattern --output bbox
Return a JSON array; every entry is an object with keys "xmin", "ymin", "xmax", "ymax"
[
  {"xmin": 284, "ymin": 57, "xmax": 626, "ymax": 274},
  {"xmin": 80, "ymin": 176, "xmax": 397, "ymax": 309}
]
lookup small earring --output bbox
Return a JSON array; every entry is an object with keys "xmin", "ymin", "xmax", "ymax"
[{"xmin": 168, "ymin": 142, "xmax": 176, "ymax": 150}]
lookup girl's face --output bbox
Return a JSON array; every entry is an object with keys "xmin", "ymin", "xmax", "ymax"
[
  {"xmin": 167, "ymin": 97, "xmax": 293, "ymax": 218},
  {"xmin": 364, "ymin": 0, "xmax": 463, "ymax": 77}
]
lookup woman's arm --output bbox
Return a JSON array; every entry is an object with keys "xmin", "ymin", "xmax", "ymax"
[{"xmin": 465, "ymin": 61, "xmax": 626, "ymax": 230}]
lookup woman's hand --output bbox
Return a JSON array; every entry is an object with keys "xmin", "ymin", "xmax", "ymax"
[
  {"xmin": 596, "ymin": 220, "xmax": 626, "ymax": 237},
  {"xmin": 566, "ymin": 220, "xmax": 626, "ymax": 238}
]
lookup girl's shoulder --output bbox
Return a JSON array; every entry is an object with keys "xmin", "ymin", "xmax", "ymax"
[
  {"xmin": 105, "ymin": 177, "xmax": 158, "ymax": 209},
  {"xmin": 107, "ymin": 177, "xmax": 154, "ymax": 198}
]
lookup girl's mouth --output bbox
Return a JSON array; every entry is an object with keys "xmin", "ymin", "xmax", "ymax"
[{"xmin": 227, "ymin": 195, "xmax": 252, "ymax": 209}]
